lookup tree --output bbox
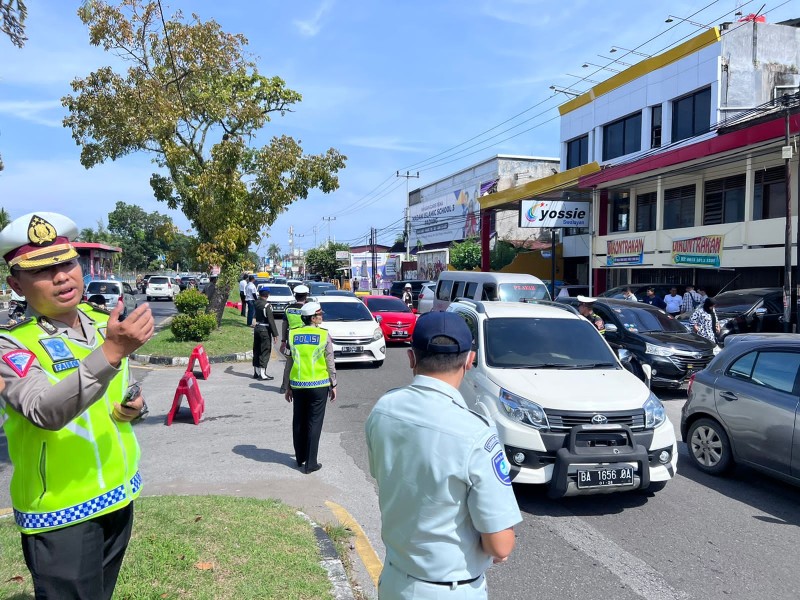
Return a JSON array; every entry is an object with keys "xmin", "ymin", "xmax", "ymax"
[
  {"xmin": 106, "ymin": 201, "xmax": 175, "ymax": 272},
  {"xmin": 1, "ymin": 0, "xmax": 26, "ymax": 48},
  {"xmin": 450, "ymin": 239, "xmax": 481, "ymax": 271},
  {"xmin": 0, "ymin": 207, "xmax": 10, "ymax": 230},
  {"xmin": 267, "ymin": 243, "xmax": 281, "ymax": 267},
  {"xmin": 305, "ymin": 242, "xmax": 349, "ymax": 280},
  {"xmin": 62, "ymin": 0, "xmax": 346, "ymax": 321},
  {"xmin": 490, "ymin": 240, "xmax": 517, "ymax": 271}
]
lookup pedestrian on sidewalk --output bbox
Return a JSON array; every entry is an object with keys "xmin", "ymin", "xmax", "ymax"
[
  {"xmin": 252, "ymin": 287, "xmax": 278, "ymax": 380},
  {"xmin": 279, "ymin": 284, "xmax": 309, "ymax": 394},
  {"xmin": 245, "ymin": 274, "xmax": 257, "ymax": 326},
  {"xmin": 0, "ymin": 211, "xmax": 154, "ymax": 599},
  {"xmin": 239, "ymin": 274, "xmax": 247, "ymax": 317},
  {"xmin": 664, "ymin": 287, "xmax": 683, "ymax": 316},
  {"xmin": 366, "ymin": 311, "xmax": 521, "ymax": 600},
  {"xmin": 682, "ymin": 284, "xmax": 703, "ymax": 314},
  {"xmin": 285, "ymin": 302, "xmax": 336, "ymax": 474}
]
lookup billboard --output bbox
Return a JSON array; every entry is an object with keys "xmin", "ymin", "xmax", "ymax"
[
  {"xmin": 606, "ymin": 237, "xmax": 644, "ymax": 266},
  {"xmin": 519, "ymin": 200, "xmax": 590, "ymax": 228},
  {"xmin": 671, "ymin": 234, "xmax": 723, "ymax": 267},
  {"xmin": 350, "ymin": 252, "xmax": 402, "ymax": 291},
  {"xmin": 409, "ymin": 185, "xmax": 481, "ymax": 246}
]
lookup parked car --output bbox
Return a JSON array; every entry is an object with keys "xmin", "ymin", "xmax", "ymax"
[
  {"xmin": 145, "ymin": 275, "xmax": 176, "ymax": 301},
  {"xmin": 84, "ymin": 280, "xmax": 138, "ymax": 315},
  {"xmin": 257, "ymin": 283, "xmax": 294, "ymax": 317},
  {"xmin": 432, "ymin": 271, "xmax": 550, "ymax": 312},
  {"xmin": 315, "ymin": 296, "xmax": 385, "ymax": 366},
  {"xmin": 361, "ymin": 295, "xmax": 417, "ymax": 342},
  {"xmin": 389, "ymin": 280, "xmax": 430, "ymax": 310},
  {"xmin": 323, "ymin": 289, "xmax": 357, "ymax": 297},
  {"xmin": 601, "ymin": 283, "xmax": 686, "ymax": 302},
  {"xmin": 287, "ymin": 279, "xmax": 303, "ymax": 291},
  {"xmin": 681, "ymin": 334, "xmax": 800, "ymax": 484},
  {"xmin": 306, "ymin": 281, "xmax": 337, "ymax": 297},
  {"xmin": 448, "ymin": 298, "xmax": 676, "ymax": 496},
  {"xmin": 554, "ymin": 284, "xmax": 590, "ymax": 298},
  {"xmin": 710, "ymin": 288, "xmax": 785, "ymax": 344},
  {"xmin": 417, "ymin": 282, "xmax": 437, "ymax": 314},
  {"xmin": 558, "ymin": 297, "xmax": 716, "ymax": 388}
]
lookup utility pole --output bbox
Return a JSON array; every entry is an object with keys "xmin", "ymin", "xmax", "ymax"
[
  {"xmin": 288, "ymin": 225, "xmax": 294, "ymax": 277},
  {"xmin": 371, "ymin": 227, "xmax": 378, "ymax": 291},
  {"xmin": 322, "ymin": 217, "xmax": 336, "ymax": 245},
  {"xmin": 397, "ymin": 171, "xmax": 420, "ymax": 261},
  {"xmin": 781, "ymin": 92, "xmax": 797, "ymax": 331}
]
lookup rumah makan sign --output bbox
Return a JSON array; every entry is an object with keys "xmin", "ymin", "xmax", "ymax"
[
  {"xmin": 607, "ymin": 237, "xmax": 644, "ymax": 266},
  {"xmin": 671, "ymin": 234, "xmax": 724, "ymax": 267},
  {"xmin": 519, "ymin": 200, "xmax": 590, "ymax": 228}
]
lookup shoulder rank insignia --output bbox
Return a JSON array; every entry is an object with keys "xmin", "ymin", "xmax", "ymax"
[
  {"xmin": 0, "ymin": 316, "xmax": 33, "ymax": 330},
  {"xmin": 85, "ymin": 301, "xmax": 112, "ymax": 315},
  {"xmin": 37, "ymin": 317, "xmax": 58, "ymax": 335},
  {"xmin": 3, "ymin": 349, "xmax": 36, "ymax": 377}
]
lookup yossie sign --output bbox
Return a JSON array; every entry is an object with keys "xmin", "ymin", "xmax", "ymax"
[{"xmin": 520, "ymin": 200, "xmax": 590, "ymax": 228}]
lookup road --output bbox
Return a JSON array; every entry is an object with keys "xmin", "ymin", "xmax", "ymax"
[{"xmin": 326, "ymin": 345, "xmax": 800, "ymax": 600}]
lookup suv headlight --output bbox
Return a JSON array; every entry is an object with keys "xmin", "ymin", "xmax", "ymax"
[
  {"xmin": 645, "ymin": 343, "xmax": 675, "ymax": 357},
  {"xmin": 499, "ymin": 388, "xmax": 548, "ymax": 430},
  {"xmin": 373, "ymin": 327, "xmax": 383, "ymax": 341},
  {"xmin": 643, "ymin": 392, "xmax": 666, "ymax": 429}
]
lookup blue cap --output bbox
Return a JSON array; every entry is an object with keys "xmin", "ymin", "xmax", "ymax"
[{"xmin": 412, "ymin": 311, "xmax": 473, "ymax": 354}]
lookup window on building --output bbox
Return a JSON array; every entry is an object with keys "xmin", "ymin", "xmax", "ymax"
[
  {"xmin": 636, "ymin": 192, "xmax": 657, "ymax": 232},
  {"xmin": 566, "ymin": 135, "xmax": 589, "ymax": 170},
  {"xmin": 672, "ymin": 87, "xmax": 711, "ymax": 142},
  {"xmin": 611, "ymin": 191, "xmax": 630, "ymax": 232},
  {"xmin": 651, "ymin": 105, "xmax": 662, "ymax": 148},
  {"xmin": 704, "ymin": 174, "xmax": 745, "ymax": 225},
  {"xmin": 663, "ymin": 185, "xmax": 695, "ymax": 230},
  {"xmin": 754, "ymin": 166, "xmax": 786, "ymax": 220},
  {"xmin": 603, "ymin": 112, "xmax": 642, "ymax": 161}
]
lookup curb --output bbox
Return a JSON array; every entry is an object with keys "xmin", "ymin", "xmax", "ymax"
[
  {"xmin": 131, "ymin": 351, "xmax": 253, "ymax": 366},
  {"xmin": 298, "ymin": 511, "xmax": 357, "ymax": 600}
]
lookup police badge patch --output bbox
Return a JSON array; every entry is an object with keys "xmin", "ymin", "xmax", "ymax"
[
  {"xmin": 492, "ymin": 451, "xmax": 512, "ymax": 486},
  {"xmin": 39, "ymin": 338, "xmax": 80, "ymax": 372},
  {"xmin": 2, "ymin": 349, "xmax": 36, "ymax": 377},
  {"xmin": 484, "ymin": 434, "xmax": 499, "ymax": 453}
]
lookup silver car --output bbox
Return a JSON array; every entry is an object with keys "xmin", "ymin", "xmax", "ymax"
[
  {"xmin": 416, "ymin": 282, "xmax": 436, "ymax": 314},
  {"xmin": 681, "ymin": 334, "xmax": 800, "ymax": 484},
  {"xmin": 84, "ymin": 280, "xmax": 138, "ymax": 315}
]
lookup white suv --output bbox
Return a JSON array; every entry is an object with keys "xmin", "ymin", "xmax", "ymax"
[
  {"xmin": 317, "ymin": 296, "xmax": 386, "ymax": 367},
  {"xmin": 447, "ymin": 299, "xmax": 677, "ymax": 497}
]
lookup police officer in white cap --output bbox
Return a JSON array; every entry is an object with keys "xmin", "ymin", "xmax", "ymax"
[
  {"xmin": 279, "ymin": 284, "xmax": 310, "ymax": 394},
  {"xmin": 402, "ymin": 282, "xmax": 413, "ymax": 309},
  {"xmin": 366, "ymin": 311, "xmax": 521, "ymax": 599},
  {"xmin": 285, "ymin": 301, "xmax": 336, "ymax": 473},
  {"xmin": 0, "ymin": 212, "xmax": 154, "ymax": 599}
]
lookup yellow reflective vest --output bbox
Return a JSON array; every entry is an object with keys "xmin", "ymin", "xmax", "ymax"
[
  {"xmin": 285, "ymin": 304, "xmax": 304, "ymax": 331},
  {"xmin": 289, "ymin": 326, "xmax": 331, "ymax": 389},
  {"xmin": 0, "ymin": 305, "xmax": 140, "ymax": 533}
]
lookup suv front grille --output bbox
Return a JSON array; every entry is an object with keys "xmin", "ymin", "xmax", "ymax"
[
  {"xmin": 544, "ymin": 409, "xmax": 645, "ymax": 432},
  {"xmin": 669, "ymin": 354, "xmax": 713, "ymax": 371},
  {"xmin": 331, "ymin": 336, "xmax": 374, "ymax": 345}
]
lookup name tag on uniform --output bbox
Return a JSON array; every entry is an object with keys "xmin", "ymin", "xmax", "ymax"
[
  {"xmin": 40, "ymin": 338, "xmax": 81, "ymax": 372},
  {"xmin": 293, "ymin": 333, "xmax": 320, "ymax": 345}
]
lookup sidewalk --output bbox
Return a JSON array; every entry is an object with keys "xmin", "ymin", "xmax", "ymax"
[{"xmin": 129, "ymin": 351, "xmax": 382, "ymax": 599}]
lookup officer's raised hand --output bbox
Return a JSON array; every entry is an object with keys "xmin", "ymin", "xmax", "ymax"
[{"xmin": 102, "ymin": 300, "xmax": 154, "ymax": 367}]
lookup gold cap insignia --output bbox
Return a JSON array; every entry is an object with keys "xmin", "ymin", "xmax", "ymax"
[{"xmin": 28, "ymin": 215, "xmax": 58, "ymax": 246}]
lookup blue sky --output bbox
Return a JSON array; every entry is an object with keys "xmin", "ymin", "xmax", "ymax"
[{"xmin": 0, "ymin": 0, "xmax": 796, "ymax": 260}]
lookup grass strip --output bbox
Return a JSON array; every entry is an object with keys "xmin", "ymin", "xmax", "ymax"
[
  {"xmin": 138, "ymin": 307, "xmax": 253, "ymax": 358},
  {"xmin": 0, "ymin": 495, "xmax": 333, "ymax": 600}
]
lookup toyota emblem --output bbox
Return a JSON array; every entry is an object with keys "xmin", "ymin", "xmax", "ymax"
[{"xmin": 591, "ymin": 414, "xmax": 608, "ymax": 424}]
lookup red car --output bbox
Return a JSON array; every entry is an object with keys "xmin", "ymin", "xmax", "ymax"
[{"xmin": 362, "ymin": 295, "xmax": 417, "ymax": 342}]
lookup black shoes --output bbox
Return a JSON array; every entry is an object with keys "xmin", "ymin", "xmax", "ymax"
[
  {"xmin": 296, "ymin": 459, "xmax": 305, "ymax": 468},
  {"xmin": 260, "ymin": 374, "xmax": 274, "ymax": 381},
  {"xmin": 305, "ymin": 463, "xmax": 322, "ymax": 474}
]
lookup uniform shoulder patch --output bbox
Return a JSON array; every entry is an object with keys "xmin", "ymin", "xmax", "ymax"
[
  {"xmin": 2, "ymin": 349, "xmax": 36, "ymax": 377},
  {"xmin": 0, "ymin": 316, "xmax": 33, "ymax": 330},
  {"xmin": 484, "ymin": 433, "xmax": 499, "ymax": 453},
  {"xmin": 492, "ymin": 451, "xmax": 512, "ymax": 486}
]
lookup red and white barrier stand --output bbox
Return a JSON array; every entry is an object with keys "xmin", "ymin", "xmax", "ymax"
[
  {"xmin": 165, "ymin": 372, "xmax": 205, "ymax": 426},
  {"xmin": 186, "ymin": 344, "xmax": 211, "ymax": 380}
]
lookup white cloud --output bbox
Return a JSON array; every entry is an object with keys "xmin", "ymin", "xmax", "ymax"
[
  {"xmin": 344, "ymin": 137, "xmax": 428, "ymax": 153},
  {"xmin": 0, "ymin": 100, "xmax": 64, "ymax": 128},
  {"xmin": 293, "ymin": 0, "xmax": 335, "ymax": 37}
]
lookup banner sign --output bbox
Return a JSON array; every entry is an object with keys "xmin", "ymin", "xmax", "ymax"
[
  {"xmin": 520, "ymin": 200, "xmax": 590, "ymax": 228},
  {"xmin": 335, "ymin": 250, "xmax": 350, "ymax": 261},
  {"xmin": 606, "ymin": 237, "xmax": 644, "ymax": 266},
  {"xmin": 671, "ymin": 234, "xmax": 723, "ymax": 267},
  {"xmin": 409, "ymin": 185, "xmax": 483, "ymax": 246}
]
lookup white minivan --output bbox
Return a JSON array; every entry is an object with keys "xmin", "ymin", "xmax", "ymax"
[{"xmin": 431, "ymin": 271, "xmax": 550, "ymax": 312}]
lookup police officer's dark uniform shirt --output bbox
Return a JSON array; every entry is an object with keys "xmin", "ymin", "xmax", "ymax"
[
  {"xmin": 254, "ymin": 297, "xmax": 278, "ymax": 334},
  {"xmin": 366, "ymin": 375, "xmax": 522, "ymax": 585}
]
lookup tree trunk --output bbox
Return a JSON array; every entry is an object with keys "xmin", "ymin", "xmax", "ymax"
[{"xmin": 206, "ymin": 281, "xmax": 231, "ymax": 325}]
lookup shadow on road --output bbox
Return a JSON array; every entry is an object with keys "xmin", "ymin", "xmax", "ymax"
[
  {"xmin": 512, "ymin": 480, "xmax": 652, "ymax": 517},
  {"xmin": 233, "ymin": 444, "xmax": 296, "ymax": 468}
]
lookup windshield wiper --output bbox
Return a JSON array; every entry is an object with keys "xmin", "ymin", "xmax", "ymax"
[{"xmin": 562, "ymin": 362, "xmax": 618, "ymax": 369}]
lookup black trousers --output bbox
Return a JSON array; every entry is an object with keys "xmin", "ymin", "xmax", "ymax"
[
  {"xmin": 21, "ymin": 503, "xmax": 134, "ymax": 600},
  {"xmin": 239, "ymin": 292, "xmax": 247, "ymax": 316},
  {"xmin": 252, "ymin": 326, "xmax": 273, "ymax": 368},
  {"xmin": 292, "ymin": 386, "xmax": 329, "ymax": 468}
]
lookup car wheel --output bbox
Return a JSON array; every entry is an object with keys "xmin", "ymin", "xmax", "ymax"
[
  {"xmin": 146, "ymin": 296, "xmax": 151, "ymax": 302},
  {"xmin": 687, "ymin": 418, "xmax": 733, "ymax": 475},
  {"xmin": 372, "ymin": 360, "xmax": 384, "ymax": 368}
]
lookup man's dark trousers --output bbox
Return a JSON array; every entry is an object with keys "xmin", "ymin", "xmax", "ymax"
[
  {"xmin": 21, "ymin": 503, "xmax": 134, "ymax": 600},
  {"xmin": 239, "ymin": 291, "xmax": 246, "ymax": 316},
  {"xmin": 292, "ymin": 387, "xmax": 329, "ymax": 469},
  {"xmin": 253, "ymin": 324, "xmax": 273, "ymax": 370}
]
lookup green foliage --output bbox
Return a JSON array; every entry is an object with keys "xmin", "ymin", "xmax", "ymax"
[
  {"xmin": 174, "ymin": 288, "xmax": 209, "ymax": 316},
  {"xmin": 305, "ymin": 242, "xmax": 350, "ymax": 279},
  {"xmin": 1, "ymin": 0, "xmax": 27, "ymax": 48},
  {"xmin": 107, "ymin": 201, "xmax": 177, "ymax": 272},
  {"xmin": 450, "ymin": 239, "xmax": 481, "ymax": 271},
  {"xmin": 62, "ymin": 0, "xmax": 346, "ymax": 280},
  {"xmin": 170, "ymin": 313, "xmax": 217, "ymax": 341},
  {"xmin": 490, "ymin": 240, "xmax": 518, "ymax": 271}
]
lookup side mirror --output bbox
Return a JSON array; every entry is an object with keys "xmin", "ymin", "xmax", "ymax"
[
  {"xmin": 641, "ymin": 363, "xmax": 653, "ymax": 389},
  {"xmin": 375, "ymin": 315, "xmax": 382, "ymax": 323},
  {"xmin": 617, "ymin": 348, "xmax": 631, "ymax": 362},
  {"xmin": 605, "ymin": 323, "xmax": 618, "ymax": 334},
  {"xmin": 412, "ymin": 308, "xmax": 418, "ymax": 314},
  {"xmin": 755, "ymin": 307, "xmax": 767, "ymax": 316}
]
